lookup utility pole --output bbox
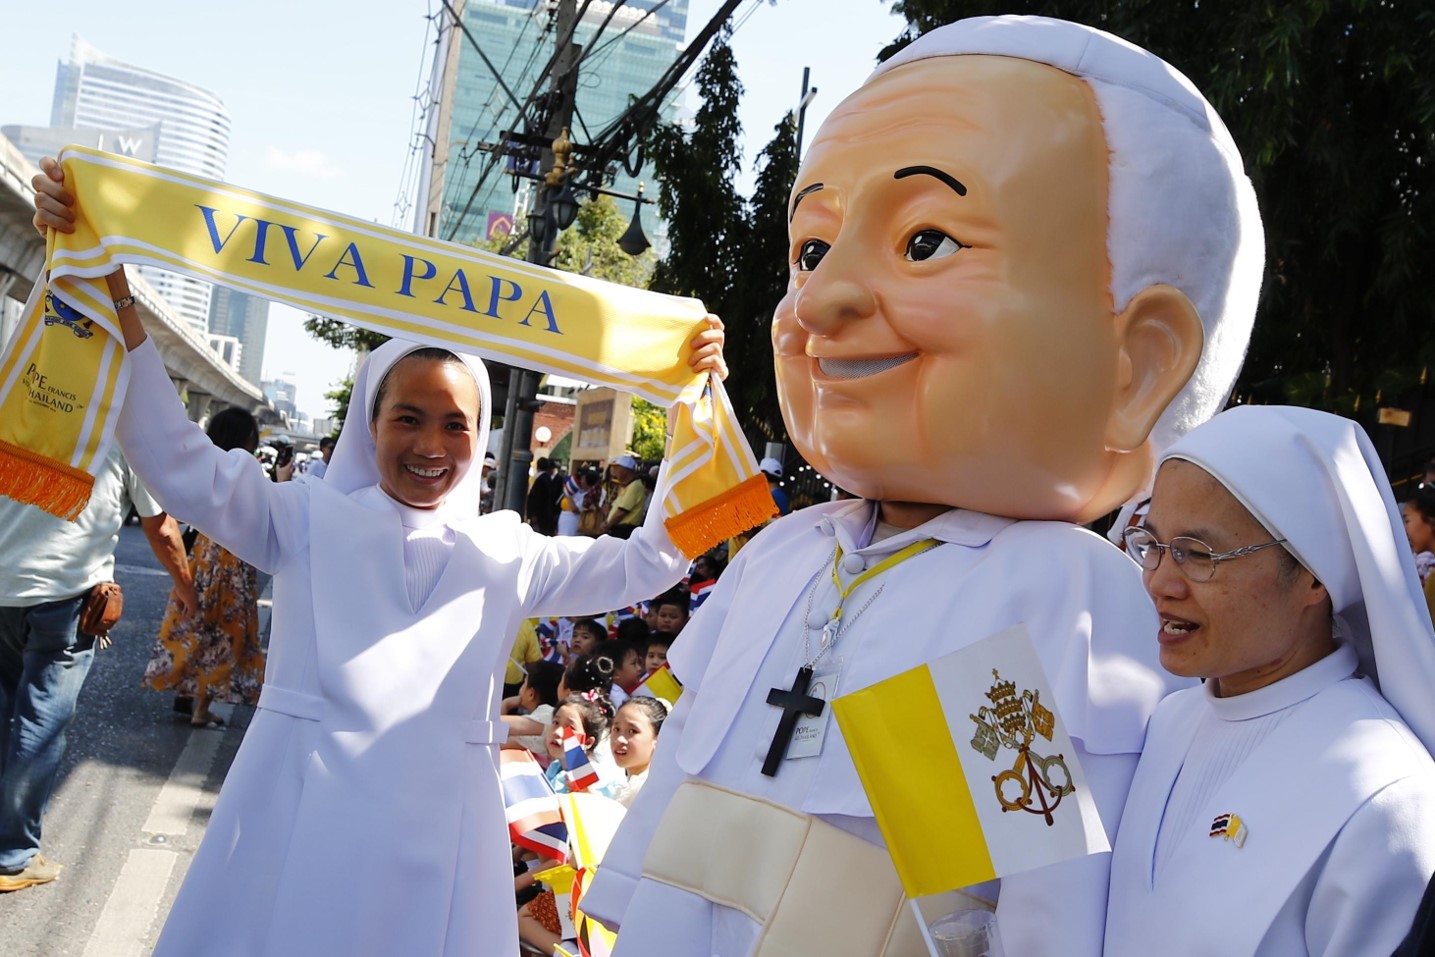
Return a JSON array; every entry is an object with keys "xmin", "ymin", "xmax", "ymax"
[
  {"xmin": 495, "ymin": 0, "xmax": 581, "ymax": 514},
  {"xmin": 794, "ymin": 67, "xmax": 817, "ymax": 158}
]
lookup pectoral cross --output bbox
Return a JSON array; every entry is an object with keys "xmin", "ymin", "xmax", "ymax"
[{"xmin": 763, "ymin": 665, "xmax": 826, "ymax": 776}]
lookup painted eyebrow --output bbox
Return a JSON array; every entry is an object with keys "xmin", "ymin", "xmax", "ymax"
[
  {"xmin": 894, "ymin": 165, "xmax": 968, "ymax": 197},
  {"xmin": 789, "ymin": 182, "xmax": 824, "ymax": 221}
]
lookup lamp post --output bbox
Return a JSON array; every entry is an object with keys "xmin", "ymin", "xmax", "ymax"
[{"xmin": 499, "ymin": 128, "xmax": 655, "ymax": 514}]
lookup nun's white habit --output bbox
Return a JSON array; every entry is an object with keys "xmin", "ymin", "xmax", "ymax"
[
  {"xmin": 114, "ymin": 337, "xmax": 688, "ymax": 957},
  {"xmin": 1106, "ymin": 406, "xmax": 1435, "ymax": 957}
]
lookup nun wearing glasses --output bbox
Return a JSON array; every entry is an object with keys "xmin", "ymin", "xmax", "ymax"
[{"xmin": 1105, "ymin": 405, "xmax": 1435, "ymax": 957}]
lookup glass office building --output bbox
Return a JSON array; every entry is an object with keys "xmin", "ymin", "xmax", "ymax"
[
  {"xmin": 437, "ymin": 0, "xmax": 689, "ymax": 244},
  {"xmin": 51, "ymin": 36, "xmax": 231, "ymax": 332}
]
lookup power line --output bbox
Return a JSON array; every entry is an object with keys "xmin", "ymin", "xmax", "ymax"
[
  {"xmin": 454, "ymin": 0, "xmax": 547, "ymax": 162},
  {"xmin": 392, "ymin": 2, "xmax": 445, "ymax": 228},
  {"xmin": 441, "ymin": 0, "xmax": 599, "ymax": 241},
  {"xmin": 578, "ymin": 0, "xmax": 672, "ymax": 77}
]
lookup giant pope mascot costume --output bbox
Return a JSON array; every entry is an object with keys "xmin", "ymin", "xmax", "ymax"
[{"xmin": 585, "ymin": 15, "xmax": 1265, "ymax": 957}]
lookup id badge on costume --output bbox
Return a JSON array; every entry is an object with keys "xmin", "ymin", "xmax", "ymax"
[{"xmin": 788, "ymin": 657, "xmax": 842, "ymax": 760}]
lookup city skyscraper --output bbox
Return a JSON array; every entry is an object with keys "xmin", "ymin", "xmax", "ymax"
[
  {"xmin": 207, "ymin": 286, "xmax": 270, "ymax": 387},
  {"xmin": 50, "ymin": 36, "xmax": 231, "ymax": 332},
  {"xmin": 434, "ymin": 0, "xmax": 689, "ymax": 244}
]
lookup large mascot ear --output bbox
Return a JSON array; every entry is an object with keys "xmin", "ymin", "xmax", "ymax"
[{"xmin": 1105, "ymin": 284, "xmax": 1204, "ymax": 453}]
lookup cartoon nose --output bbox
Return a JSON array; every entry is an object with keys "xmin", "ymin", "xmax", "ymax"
[{"xmin": 793, "ymin": 253, "xmax": 876, "ymax": 335}]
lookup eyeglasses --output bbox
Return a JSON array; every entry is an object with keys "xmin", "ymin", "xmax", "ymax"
[{"xmin": 1122, "ymin": 526, "xmax": 1288, "ymax": 583}]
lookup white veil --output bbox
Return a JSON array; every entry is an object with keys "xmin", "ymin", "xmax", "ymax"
[
  {"xmin": 1163, "ymin": 405, "xmax": 1435, "ymax": 753},
  {"xmin": 322, "ymin": 339, "xmax": 494, "ymax": 517}
]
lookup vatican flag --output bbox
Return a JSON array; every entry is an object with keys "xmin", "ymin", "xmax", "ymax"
[{"xmin": 831, "ymin": 625, "xmax": 1109, "ymax": 898}]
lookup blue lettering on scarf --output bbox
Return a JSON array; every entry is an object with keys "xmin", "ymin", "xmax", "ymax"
[
  {"xmin": 434, "ymin": 269, "xmax": 479, "ymax": 312},
  {"xmin": 323, "ymin": 242, "xmax": 374, "ymax": 287},
  {"xmin": 398, "ymin": 255, "xmax": 437, "ymax": 297}
]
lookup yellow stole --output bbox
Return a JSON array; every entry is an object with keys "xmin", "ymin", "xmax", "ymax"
[{"xmin": 0, "ymin": 146, "xmax": 774, "ymax": 556}]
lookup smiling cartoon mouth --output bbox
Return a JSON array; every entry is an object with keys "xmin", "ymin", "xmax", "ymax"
[{"xmin": 817, "ymin": 354, "xmax": 917, "ymax": 379}]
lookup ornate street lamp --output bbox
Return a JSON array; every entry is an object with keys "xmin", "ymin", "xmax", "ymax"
[{"xmin": 617, "ymin": 182, "xmax": 651, "ymax": 257}]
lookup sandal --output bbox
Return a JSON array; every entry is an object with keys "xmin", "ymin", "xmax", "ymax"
[{"xmin": 189, "ymin": 715, "xmax": 226, "ymax": 730}]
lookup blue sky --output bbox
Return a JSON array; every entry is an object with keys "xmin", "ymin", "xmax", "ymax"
[{"xmin": 3, "ymin": 0, "xmax": 906, "ymax": 418}]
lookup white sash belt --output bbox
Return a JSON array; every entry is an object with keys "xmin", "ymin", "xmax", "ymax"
[
  {"xmin": 258, "ymin": 684, "xmax": 324, "ymax": 721},
  {"xmin": 640, "ymin": 780, "xmax": 957, "ymax": 957},
  {"xmin": 464, "ymin": 719, "xmax": 502, "ymax": 746},
  {"xmin": 258, "ymin": 685, "xmax": 501, "ymax": 748}
]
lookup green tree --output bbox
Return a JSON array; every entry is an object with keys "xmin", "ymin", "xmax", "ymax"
[
  {"xmin": 630, "ymin": 398, "xmax": 668, "ymax": 462},
  {"xmin": 731, "ymin": 115, "xmax": 801, "ymax": 443},
  {"xmin": 884, "ymin": 0, "xmax": 1435, "ymax": 423},
  {"xmin": 648, "ymin": 28, "xmax": 748, "ymax": 307},
  {"xmin": 303, "ymin": 319, "xmax": 387, "ymax": 431},
  {"xmin": 646, "ymin": 31, "xmax": 800, "ymax": 446},
  {"xmin": 553, "ymin": 194, "xmax": 658, "ymax": 287}
]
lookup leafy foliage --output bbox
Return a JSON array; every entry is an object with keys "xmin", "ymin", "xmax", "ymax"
[
  {"xmin": 646, "ymin": 30, "xmax": 802, "ymax": 445},
  {"xmin": 630, "ymin": 398, "xmax": 668, "ymax": 461},
  {"xmin": 302, "ymin": 318, "xmax": 386, "ymax": 431},
  {"xmin": 885, "ymin": 0, "xmax": 1435, "ymax": 421}
]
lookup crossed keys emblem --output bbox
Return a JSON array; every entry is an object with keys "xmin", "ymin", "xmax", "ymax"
[{"xmin": 969, "ymin": 669, "xmax": 1074, "ymax": 825}]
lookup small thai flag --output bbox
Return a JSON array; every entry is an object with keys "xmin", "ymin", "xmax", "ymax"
[
  {"xmin": 1209, "ymin": 813, "xmax": 1248, "ymax": 847},
  {"xmin": 500, "ymin": 750, "xmax": 568, "ymax": 862},
  {"xmin": 562, "ymin": 725, "xmax": 600, "ymax": 792},
  {"xmin": 689, "ymin": 578, "xmax": 716, "ymax": 613}
]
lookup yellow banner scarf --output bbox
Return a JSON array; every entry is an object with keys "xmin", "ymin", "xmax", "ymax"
[{"xmin": 0, "ymin": 146, "xmax": 774, "ymax": 556}]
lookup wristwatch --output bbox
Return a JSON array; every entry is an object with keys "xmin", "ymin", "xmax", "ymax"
[{"xmin": 113, "ymin": 294, "xmax": 137, "ymax": 311}]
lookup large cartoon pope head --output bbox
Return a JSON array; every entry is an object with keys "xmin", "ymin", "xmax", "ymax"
[{"xmin": 774, "ymin": 16, "xmax": 1263, "ymax": 524}]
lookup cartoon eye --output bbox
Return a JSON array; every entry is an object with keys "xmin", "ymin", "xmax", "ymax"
[
  {"xmin": 905, "ymin": 229, "xmax": 967, "ymax": 262},
  {"xmin": 795, "ymin": 239, "xmax": 830, "ymax": 272}
]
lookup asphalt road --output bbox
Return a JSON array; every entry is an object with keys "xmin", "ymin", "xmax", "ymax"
[{"xmin": 0, "ymin": 522, "xmax": 262, "ymax": 957}]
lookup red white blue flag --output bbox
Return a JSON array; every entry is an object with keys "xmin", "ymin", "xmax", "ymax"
[
  {"xmin": 562, "ymin": 726, "xmax": 601, "ymax": 792},
  {"xmin": 500, "ymin": 750, "xmax": 569, "ymax": 862}
]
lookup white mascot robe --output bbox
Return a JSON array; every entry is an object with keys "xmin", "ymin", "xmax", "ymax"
[
  {"xmin": 114, "ymin": 338, "xmax": 688, "ymax": 957},
  {"xmin": 585, "ymin": 498, "xmax": 1186, "ymax": 957},
  {"xmin": 1106, "ymin": 406, "xmax": 1435, "ymax": 956}
]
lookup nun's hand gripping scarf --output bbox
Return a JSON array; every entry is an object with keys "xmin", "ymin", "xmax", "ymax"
[{"xmin": 0, "ymin": 147, "xmax": 775, "ymax": 556}]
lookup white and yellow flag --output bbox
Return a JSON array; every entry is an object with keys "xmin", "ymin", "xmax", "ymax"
[{"xmin": 832, "ymin": 624, "xmax": 1109, "ymax": 898}]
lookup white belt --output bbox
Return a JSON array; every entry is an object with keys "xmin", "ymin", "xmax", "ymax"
[
  {"xmin": 258, "ymin": 684, "xmax": 501, "ymax": 746},
  {"xmin": 258, "ymin": 683, "xmax": 324, "ymax": 721}
]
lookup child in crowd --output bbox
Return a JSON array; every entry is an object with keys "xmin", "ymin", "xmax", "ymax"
[
  {"xmin": 644, "ymin": 632, "xmax": 674, "ymax": 677},
  {"xmin": 649, "ymin": 591, "xmax": 689, "ymax": 636},
  {"xmin": 558, "ymin": 652, "xmax": 614, "ymax": 701},
  {"xmin": 610, "ymin": 696, "xmax": 668, "ymax": 808},
  {"xmin": 596, "ymin": 640, "xmax": 645, "ymax": 710},
  {"xmin": 518, "ymin": 691, "xmax": 620, "ymax": 954},
  {"xmin": 614, "ymin": 617, "xmax": 653, "ymax": 647},
  {"xmin": 503, "ymin": 618, "xmax": 544, "ymax": 697},
  {"xmin": 501, "ymin": 660, "xmax": 563, "ymax": 757},
  {"xmin": 688, "ymin": 553, "xmax": 724, "ymax": 613},
  {"xmin": 567, "ymin": 617, "xmax": 606, "ymax": 662},
  {"xmin": 543, "ymin": 694, "xmax": 617, "ymax": 797},
  {"xmin": 1402, "ymin": 487, "xmax": 1435, "ymax": 584}
]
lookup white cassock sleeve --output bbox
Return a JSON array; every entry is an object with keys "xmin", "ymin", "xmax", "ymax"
[
  {"xmin": 1301, "ymin": 773, "xmax": 1435, "ymax": 957},
  {"xmin": 580, "ymin": 547, "xmax": 736, "ymax": 931},
  {"xmin": 115, "ymin": 338, "xmax": 307, "ymax": 573},
  {"xmin": 515, "ymin": 463, "xmax": 691, "ymax": 618}
]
